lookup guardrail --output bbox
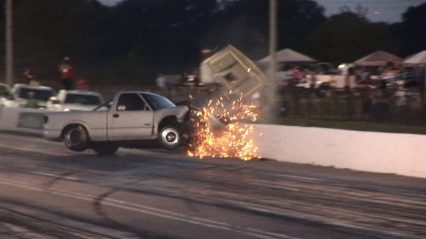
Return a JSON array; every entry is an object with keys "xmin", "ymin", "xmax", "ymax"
[{"xmin": 0, "ymin": 106, "xmax": 424, "ymax": 178}]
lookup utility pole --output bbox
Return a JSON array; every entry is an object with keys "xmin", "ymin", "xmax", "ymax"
[
  {"xmin": 266, "ymin": 0, "xmax": 277, "ymax": 118},
  {"xmin": 5, "ymin": 0, "xmax": 13, "ymax": 87}
]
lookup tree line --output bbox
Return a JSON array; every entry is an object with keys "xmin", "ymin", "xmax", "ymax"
[{"xmin": 0, "ymin": 0, "xmax": 424, "ymax": 85}]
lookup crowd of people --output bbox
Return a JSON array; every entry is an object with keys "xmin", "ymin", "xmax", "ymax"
[
  {"xmin": 21, "ymin": 56, "xmax": 90, "ymax": 91},
  {"xmin": 353, "ymin": 62, "xmax": 424, "ymax": 89},
  {"xmin": 279, "ymin": 61, "xmax": 425, "ymax": 91},
  {"xmin": 275, "ymin": 61, "xmax": 425, "ymax": 119}
]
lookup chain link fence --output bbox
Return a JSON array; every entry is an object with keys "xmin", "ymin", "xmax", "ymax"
[{"xmin": 276, "ymin": 86, "xmax": 426, "ymax": 125}]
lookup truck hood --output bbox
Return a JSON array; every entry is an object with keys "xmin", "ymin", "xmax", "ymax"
[{"xmin": 154, "ymin": 105, "xmax": 189, "ymax": 122}]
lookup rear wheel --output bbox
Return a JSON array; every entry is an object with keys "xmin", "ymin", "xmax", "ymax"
[
  {"xmin": 63, "ymin": 125, "xmax": 89, "ymax": 152},
  {"xmin": 158, "ymin": 125, "xmax": 181, "ymax": 149},
  {"xmin": 92, "ymin": 143, "xmax": 119, "ymax": 156}
]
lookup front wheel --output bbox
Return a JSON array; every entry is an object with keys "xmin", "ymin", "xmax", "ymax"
[
  {"xmin": 63, "ymin": 125, "xmax": 89, "ymax": 152},
  {"xmin": 158, "ymin": 125, "xmax": 182, "ymax": 149}
]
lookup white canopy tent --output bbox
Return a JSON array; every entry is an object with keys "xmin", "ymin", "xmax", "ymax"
[
  {"xmin": 403, "ymin": 50, "xmax": 426, "ymax": 66},
  {"xmin": 258, "ymin": 48, "xmax": 317, "ymax": 65},
  {"xmin": 403, "ymin": 50, "xmax": 426, "ymax": 89},
  {"xmin": 353, "ymin": 50, "xmax": 402, "ymax": 67}
]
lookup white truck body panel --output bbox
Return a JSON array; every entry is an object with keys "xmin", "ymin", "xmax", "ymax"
[
  {"xmin": 43, "ymin": 91, "xmax": 188, "ymax": 144},
  {"xmin": 43, "ymin": 110, "xmax": 108, "ymax": 141}
]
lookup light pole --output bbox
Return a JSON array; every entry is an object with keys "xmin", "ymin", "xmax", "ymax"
[
  {"xmin": 5, "ymin": 0, "xmax": 14, "ymax": 87},
  {"xmin": 265, "ymin": 0, "xmax": 277, "ymax": 119}
]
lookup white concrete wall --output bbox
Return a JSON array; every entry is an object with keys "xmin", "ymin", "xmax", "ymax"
[
  {"xmin": 253, "ymin": 124, "xmax": 426, "ymax": 178},
  {"xmin": 1, "ymin": 106, "xmax": 425, "ymax": 178}
]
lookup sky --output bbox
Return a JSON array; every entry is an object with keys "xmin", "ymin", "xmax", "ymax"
[
  {"xmin": 313, "ymin": 0, "xmax": 426, "ymax": 23},
  {"xmin": 98, "ymin": 0, "xmax": 426, "ymax": 23}
]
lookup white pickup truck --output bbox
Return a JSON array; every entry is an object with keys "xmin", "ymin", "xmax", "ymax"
[
  {"xmin": 43, "ymin": 91, "xmax": 189, "ymax": 155},
  {"xmin": 46, "ymin": 89, "xmax": 104, "ymax": 111}
]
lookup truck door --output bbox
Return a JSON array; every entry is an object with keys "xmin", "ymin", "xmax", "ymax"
[{"xmin": 108, "ymin": 93, "xmax": 153, "ymax": 140}]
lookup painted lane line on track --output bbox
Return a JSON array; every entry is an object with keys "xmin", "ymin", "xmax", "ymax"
[
  {"xmin": 31, "ymin": 171, "xmax": 80, "ymax": 181},
  {"xmin": 0, "ymin": 178, "xmax": 300, "ymax": 239}
]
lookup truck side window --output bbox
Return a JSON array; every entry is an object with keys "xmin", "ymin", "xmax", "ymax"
[{"xmin": 116, "ymin": 93, "xmax": 146, "ymax": 111}]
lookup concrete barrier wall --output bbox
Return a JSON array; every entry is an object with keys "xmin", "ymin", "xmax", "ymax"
[
  {"xmin": 253, "ymin": 124, "xmax": 426, "ymax": 178},
  {"xmin": 1, "ymin": 106, "xmax": 425, "ymax": 178},
  {"xmin": 0, "ymin": 106, "xmax": 44, "ymax": 135}
]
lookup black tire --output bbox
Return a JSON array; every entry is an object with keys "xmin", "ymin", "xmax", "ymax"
[
  {"xmin": 158, "ymin": 124, "xmax": 181, "ymax": 149},
  {"xmin": 63, "ymin": 125, "xmax": 89, "ymax": 152},
  {"xmin": 92, "ymin": 143, "xmax": 119, "ymax": 156}
]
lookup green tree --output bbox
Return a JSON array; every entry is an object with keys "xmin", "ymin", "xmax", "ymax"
[
  {"xmin": 307, "ymin": 11, "xmax": 396, "ymax": 65},
  {"xmin": 106, "ymin": 0, "xmax": 218, "ymax": 66},
  {"xmin": 393, "ymin": 3, "xmax": 426, "ymax": 56},
  {"xmin": 12, "ymin": 0, "xmax": 106, "ymax": 80},
  {"xmin": 202, "ymin": 0, "xmax": 326, "ymax": 59},
  {"xmin": 10, "ymin": 0, "xmax": 219, "ymax": 84}
]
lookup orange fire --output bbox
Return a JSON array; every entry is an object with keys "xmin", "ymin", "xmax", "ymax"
[{"xmin": 187, "ymin": 94, "xmax": 260, "ymax": 161}]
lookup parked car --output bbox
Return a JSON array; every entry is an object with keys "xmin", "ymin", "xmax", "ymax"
[
  {"xmin": 387, "ymin": 71, "xmax": 425, "ymax": 88},
  {"xmin": 0, "ymin": 83, "xmax": 10, "ymax": 98},
  {"xmin": 43, "ymin": 91, "xmax": 189, "ymax": 155},
  {"xmin": 1, "ymin": 83, "xmax": 55, "ymax": 108},
  {"xmin": 46, "ymin": 90, "xmax": 104, "ymax": 111}
]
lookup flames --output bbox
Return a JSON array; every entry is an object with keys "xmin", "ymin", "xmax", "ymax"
[{"xmin": 187, "ymin": 94, "xmax": 260, "ymax": 161}]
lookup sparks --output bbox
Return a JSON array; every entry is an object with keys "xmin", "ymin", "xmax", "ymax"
[{"xmin": 187, "ymin": 93, "xmax": 260, "ymax": 161}]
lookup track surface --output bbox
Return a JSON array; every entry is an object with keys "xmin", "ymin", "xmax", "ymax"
[{"xmin": 0, "ymin": 132, "xmax": 424, "ymax": 239}]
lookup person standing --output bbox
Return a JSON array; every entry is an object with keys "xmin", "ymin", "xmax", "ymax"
[
  {"xmin": 58, "ymin": 56, "xmax": 75, "ymax": 90},
  {"xmin": 75, "ymin": 76, "xmax": 89, "ymax": 90},
  {"xmin": 22, "ymin": 68, "xmax": 35, "ymax": 83},
  {"xmin": 289, "ymin": 66, "xmax": 304, "ymax": 87},
  {"xmin": 21, "ymin": 68, "xmax": 40, "ymax": 86}
]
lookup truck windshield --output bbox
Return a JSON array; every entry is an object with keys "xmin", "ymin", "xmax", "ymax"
[{"xmin": 142, "ymin": 93, "xmax": 175, "ymax": 110}]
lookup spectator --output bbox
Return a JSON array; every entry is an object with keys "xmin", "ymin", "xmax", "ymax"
[
  {"xmin": 156, "ymin": 74, "xmax": 167, "ymax": 89},
  {"xmin": 75, "ymin": 76, "xmax": 89, "ymax": 90},
  {"xmin": 344, "ymin": 66, "xmax": 356, "ymax": 89},
  {"xmin": 289, "ymin": 66, "xmax": 304, "ymax": 87},
  {"xmin": 22, "ymin": 68, "xmax": 35, "ymax": 85},
  {"xmin": 25, "ymin": 92, "xmax": 40, "ymax": 109},
  {"xmin": 355, "ymin": 67, "xmax": 370, "ymax": 83},
  {"xmin": 58, "ymin": 56, "xmax": 75, "ymax": 90}
]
